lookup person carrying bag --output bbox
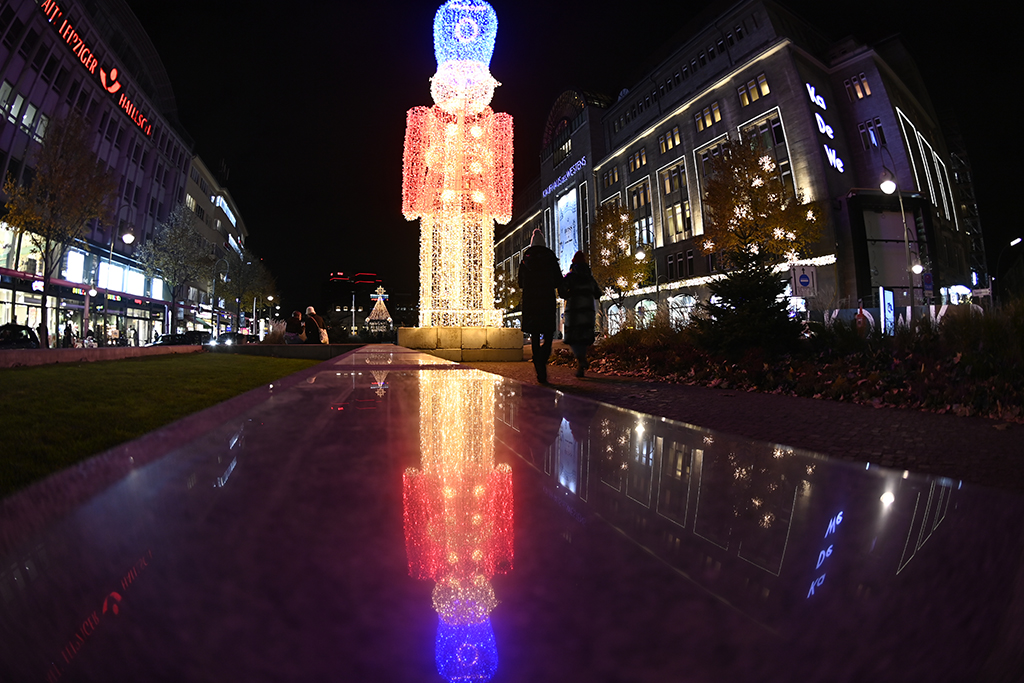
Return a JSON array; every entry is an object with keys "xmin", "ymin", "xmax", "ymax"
[{"xmin": 304, "ymin": 306, "xmax": 328, "ymax": 344}]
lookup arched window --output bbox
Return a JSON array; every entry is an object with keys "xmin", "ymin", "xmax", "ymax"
[
  {"xmin": 607, "ymin": 303, "xmax": 625, "ymax": 335},
  {"xmin": 668, "ymin": 294, "xmax": 696, "ymax": 329},
  {"xmin": 635, "ymin": 299, "xmax": 657, "ymax": 328}
]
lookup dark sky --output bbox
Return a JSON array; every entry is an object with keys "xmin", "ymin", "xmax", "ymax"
[{"xmin": 125, "ymin": 0, "xmax": 1013, "ymax": 311}]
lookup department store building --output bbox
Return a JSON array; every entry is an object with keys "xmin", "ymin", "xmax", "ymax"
[
  {"xmin": 0, "ymin": 0, "xmax": 244, "ymax": 344},
  {"xmin": 498, "ymin": 0, "xmax": 978, "ymax": 331}
]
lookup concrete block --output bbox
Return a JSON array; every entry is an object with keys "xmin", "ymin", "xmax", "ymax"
[
  {"xmin": 426, "ymin": 348, "xmax": 463, "ymax": 362},
  {"xmin": 461, "ymin": 348, "xmax": 523, "ymax": 362},
  {"xmin": 397, "ymin": 327, "xmax": 437, "ymax": 349},
  {"xmin": 486, "ymin": 327, "xmax": 523, "ymax": 349},
  {"xmin": 437, "ymin": 327, "xmax": 462, "ymax": 349},
  {"xmin": 462, "ymin": 327, "xmax": 487, "ymax": 349}
]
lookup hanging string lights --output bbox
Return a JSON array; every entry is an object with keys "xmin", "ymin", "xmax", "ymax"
[{"xmin": 402, "ymin": 0, "xmax": 513, "ymax": 328}]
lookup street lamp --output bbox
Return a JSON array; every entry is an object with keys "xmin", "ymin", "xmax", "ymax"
[
  {"xmin": 993, "ymin": 237, "xmax": 1023, "ymax": 305},
  {"xmin": 210, "ymin": 257, "xmax": 230, "ymax": 337},
  {"xmin": 634, "ymin": 249, "xmax": 660, "ymax": 302},
  {"xmin": 94, "ymin": 212, "xmax": 135, "ymax": 345},
  {"xmin": 878, "ymin": 145, "xmax": 923, "ymax": 305}
]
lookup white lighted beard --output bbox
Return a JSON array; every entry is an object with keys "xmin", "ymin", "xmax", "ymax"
[{"xmin": 430, "ymin": 60, "xmax": 498, "ymax": 115}]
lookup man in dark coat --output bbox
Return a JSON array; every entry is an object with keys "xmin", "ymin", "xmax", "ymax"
[
  {"xmin": 561, "ymin": 251, "xmax": 602, "ymax": 377},
  {"xmin": 517, "ymin": 229, "xmax": 562, "ymax": 383}
]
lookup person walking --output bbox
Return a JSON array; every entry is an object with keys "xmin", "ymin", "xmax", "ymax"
[
  {"xmin": 304, "ymin": 306, "xmax": 327, "ymax": 344},
  {"xmin": 517, "ymin": 229, "xmax": 562, "ymax": 383},
  {"xmin": 561, "ymin": 251, "xmax": 602, "ymax": 377}
]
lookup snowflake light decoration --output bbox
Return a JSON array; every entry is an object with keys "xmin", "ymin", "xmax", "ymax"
[{"xmin": 403, "ymin": 0, "xmax": 512, "ymax": 328}]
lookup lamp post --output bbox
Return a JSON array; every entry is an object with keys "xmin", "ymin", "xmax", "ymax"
[
  {"xmin": 635, "ymin": 249, "xmax": 660, "ymax": 303},
  {"xmin": 210, "ymin": 257, "xmax": 230, "ymax": 337},
  {"xmin": 97, "ymin": 210, "xmax": 135, "ymax": 345},
  {"xmin": 878, "ymin": 145, "xmax": 923, "ymax": 306},
  {"xmin": 993, "ymin": 237, "xmax": 1023, "ymax": 306}
]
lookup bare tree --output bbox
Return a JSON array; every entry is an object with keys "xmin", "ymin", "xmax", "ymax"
[
  {"xmin": 136, "ymin": 204, "xmax": 211, "ymax": 333},
  {"xmin": 3, "ymin": 114, "xmax": 117, "ymax": 348}
]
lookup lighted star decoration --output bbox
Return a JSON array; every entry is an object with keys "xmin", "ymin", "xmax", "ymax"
[{"xmin": 403, "ymin": 0, "xmax": 512, "ymax": 328}]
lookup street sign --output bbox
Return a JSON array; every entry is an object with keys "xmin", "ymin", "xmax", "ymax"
[
  {"xmin": 972, "ymin": 288, "xmax": 991, "ymax": 297},
  {"xmin": 790, "ymin": 266, "xmax": 818, "ymax": 298}
]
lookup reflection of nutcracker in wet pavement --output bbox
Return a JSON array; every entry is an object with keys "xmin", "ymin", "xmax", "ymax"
[
  {"xmin": 402, "ymin": 0, "xmax": 513, "ymax": 328},
  {"xmin": 404, "ymin": 370, "xmax": 512, "ymax": 682}
]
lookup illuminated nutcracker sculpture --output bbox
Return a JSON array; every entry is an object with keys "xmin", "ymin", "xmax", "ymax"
[
  {"xmin": 404, "ymin": 370, "xmax": 513, "ymax": 681},
  {"xmin": 402, "ymin": 0, "xmax": 513, "ymax": 328}
]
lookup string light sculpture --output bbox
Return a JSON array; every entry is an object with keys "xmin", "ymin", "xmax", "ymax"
[
  {"xmin": 403, "ymin": 0, "xmax": 513, "ymax": 328},
  {"xmin": 366, "ymin": 286, "xmax": 393, "ymax": 332},
  {"xmin": 403, "ymin": 369, "xmax": 512, "ymax": 682}
]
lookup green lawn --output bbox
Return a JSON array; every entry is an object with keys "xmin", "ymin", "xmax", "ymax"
[{"xmin": 0, "ymin": 353, "xmax": 321, "ymax": 498}]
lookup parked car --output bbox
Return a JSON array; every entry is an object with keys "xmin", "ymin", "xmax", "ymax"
[
  {"xmin": 0, "ymin": 323, "xmax": 41, "ymax": 349},
  {"xmin": 211, "ymin": 332, "xmax": 255, "ymax": 346},
  {"xmin": 146, "ymin": 331, "xmax": 211, "ymax": 346}
]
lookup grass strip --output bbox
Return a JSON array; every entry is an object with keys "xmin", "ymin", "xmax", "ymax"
[{"xmin": 0, "ymin": 353, "xmax": 321, "ymax": 498}]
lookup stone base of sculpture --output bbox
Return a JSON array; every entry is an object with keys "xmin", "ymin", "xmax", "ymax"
[{"xmin": 398, "ymin": 326, "xmax": 523, "ymax": 362}]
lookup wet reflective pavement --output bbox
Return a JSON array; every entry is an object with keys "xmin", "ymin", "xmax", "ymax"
[{"xmin": 2, "ymin": 345, "xmax": 1022, "ymax": 682}]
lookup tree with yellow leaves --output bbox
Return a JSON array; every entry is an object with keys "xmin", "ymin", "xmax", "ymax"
[{"xmin": 695, "ymin": 138, "xmax": 824, "ymax": 355}]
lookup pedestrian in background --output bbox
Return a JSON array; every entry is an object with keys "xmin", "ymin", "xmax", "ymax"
[
  {"xmin": 304, "ymin": 306, "xmax": 327, "ymax": 344},
  {"xmin": 561, "ymin": 251, "xmax": 602, "ymax": 377},
  {"xmin": 517, "ymin": 229, "xmax": 562, "ymax": 383},
  {"xmin": 285, "ymin": 310, "xmax": 305, "ymax": 344}
]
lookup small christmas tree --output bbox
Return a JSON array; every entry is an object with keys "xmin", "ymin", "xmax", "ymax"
[{"xmin": 367, "ymin": 286, "xmax": 393, "ymax": 333}]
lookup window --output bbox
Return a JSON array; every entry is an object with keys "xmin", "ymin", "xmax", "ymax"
[
  {"xmin": 41, "ymin": 55, "xmax": 59, "ymax": 83},
  {"xmin": 659, "ymin": 162, "xmax": 692, "ymax": 239},
  {"xmin": 738, "ymin": 73, "xmax": 770, "ymax": 106},
  {"xmin": 185, "ymin": 193, "xmax": 197, "ymax": 212},
  {"xmin": 741, "ymin": 113, "xmax": 793, "ymax": 195},
  {"xmin": 727, "ymin": 32, "xmax": 735, "ymax": 46},
  {"xmin": 34, "ymin": 114, "xmax": 49, "ymax": 142},
  {"xmin": 699, "ymin": 52, "xmax": 707, "ymax": 67},
  {"xmin": 660, "ymin": 125, "xmax": 681, "ymax": 153},
  {"xmin": 735, "ymin": 25, "xmax": 744, "ymax": 40},
  {"xmin": 717, "ymin": 39, "xmax": 726, "ymax": 54},
  {"xmin": 19, "ymin": 28, "xmax": 40, "ymax": 60},
  {"xmin": 694, "ymin": 101, "xmax": 721, "ymax": 132},
  {"xmin": 686, "ymin": 250, "xmax": 694, "ymax": 276},
  {"xmin": 857, "ymin": 116, "xmax": 890, "ymax": 152},
  {"xmin": 845, "ymin": 72, "xmax": 872, "ymax": 100},
  {"xmin": 628, "ymin": 148, "xmax": 647, "ymax": 172},
  {"xmin": 708, "ymin": 45, "xmax": 716, "ymax": 60},
  {"xmin": 630, "ymin": 179, "xmax": 654, "ymax": 246},
  {"xmin": 0, "ymin": 80, "xmax": 12, "ymax": 112}
]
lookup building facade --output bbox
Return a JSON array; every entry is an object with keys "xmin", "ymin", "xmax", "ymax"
[
  {"xmin": 499, "ymin": 0, "xmax": 978, "ymax": 333},
  {"xmin": 0, "ymin": 0, "xmax": 243, "ymax": 345},
  {"xmin": 185, "ymin": 155, "xmax": 247, "ymax": 334}
]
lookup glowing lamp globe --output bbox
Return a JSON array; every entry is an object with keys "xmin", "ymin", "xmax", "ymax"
[{"xmin": 879, "ymin": 169, "xmax": 897, "ymax": 195}]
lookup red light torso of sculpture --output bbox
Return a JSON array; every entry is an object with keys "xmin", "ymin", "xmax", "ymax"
[{"xmin": 402, "ymin": 59, "xmax": 513, "ymax": 328}]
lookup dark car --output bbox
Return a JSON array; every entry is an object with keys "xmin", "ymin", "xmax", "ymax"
[
  {"xmin": 0, "ymin": 323, "xmax": 41, "ymax": 349},
  {"xmin": 147, "ymin": 331, "xmax": 211, "ymax": 346},
  {"xmin": 211, "ymin": 332, "xmax": 255, "ymax": 346}
]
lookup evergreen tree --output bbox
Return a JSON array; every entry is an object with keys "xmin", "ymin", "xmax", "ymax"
[{"xmin": 695, "ymin": 138, "xmax": 824, "ymax": 355}]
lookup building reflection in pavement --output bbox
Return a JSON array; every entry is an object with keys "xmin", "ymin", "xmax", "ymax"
[
  {"xmin": 404, "ymin": 370, "xmax": 513, "ymax": 682},
  {"xmin": 495, "ymin": 383, "xmax": 966, "ymax": 637}
]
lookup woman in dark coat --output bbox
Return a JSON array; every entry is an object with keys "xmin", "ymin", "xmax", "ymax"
[
  {"xmin": 561, "ymin": 251, "xmax": 602, "ymax": 377},
  {"xmin": 517, "ymin": 229, "xmax": 563, "ymax": 383}
]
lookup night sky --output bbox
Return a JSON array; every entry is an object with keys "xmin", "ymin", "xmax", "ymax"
[{"xmin": 124, "ymin": 0, "xmax": 1014, "ymax": 312}]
